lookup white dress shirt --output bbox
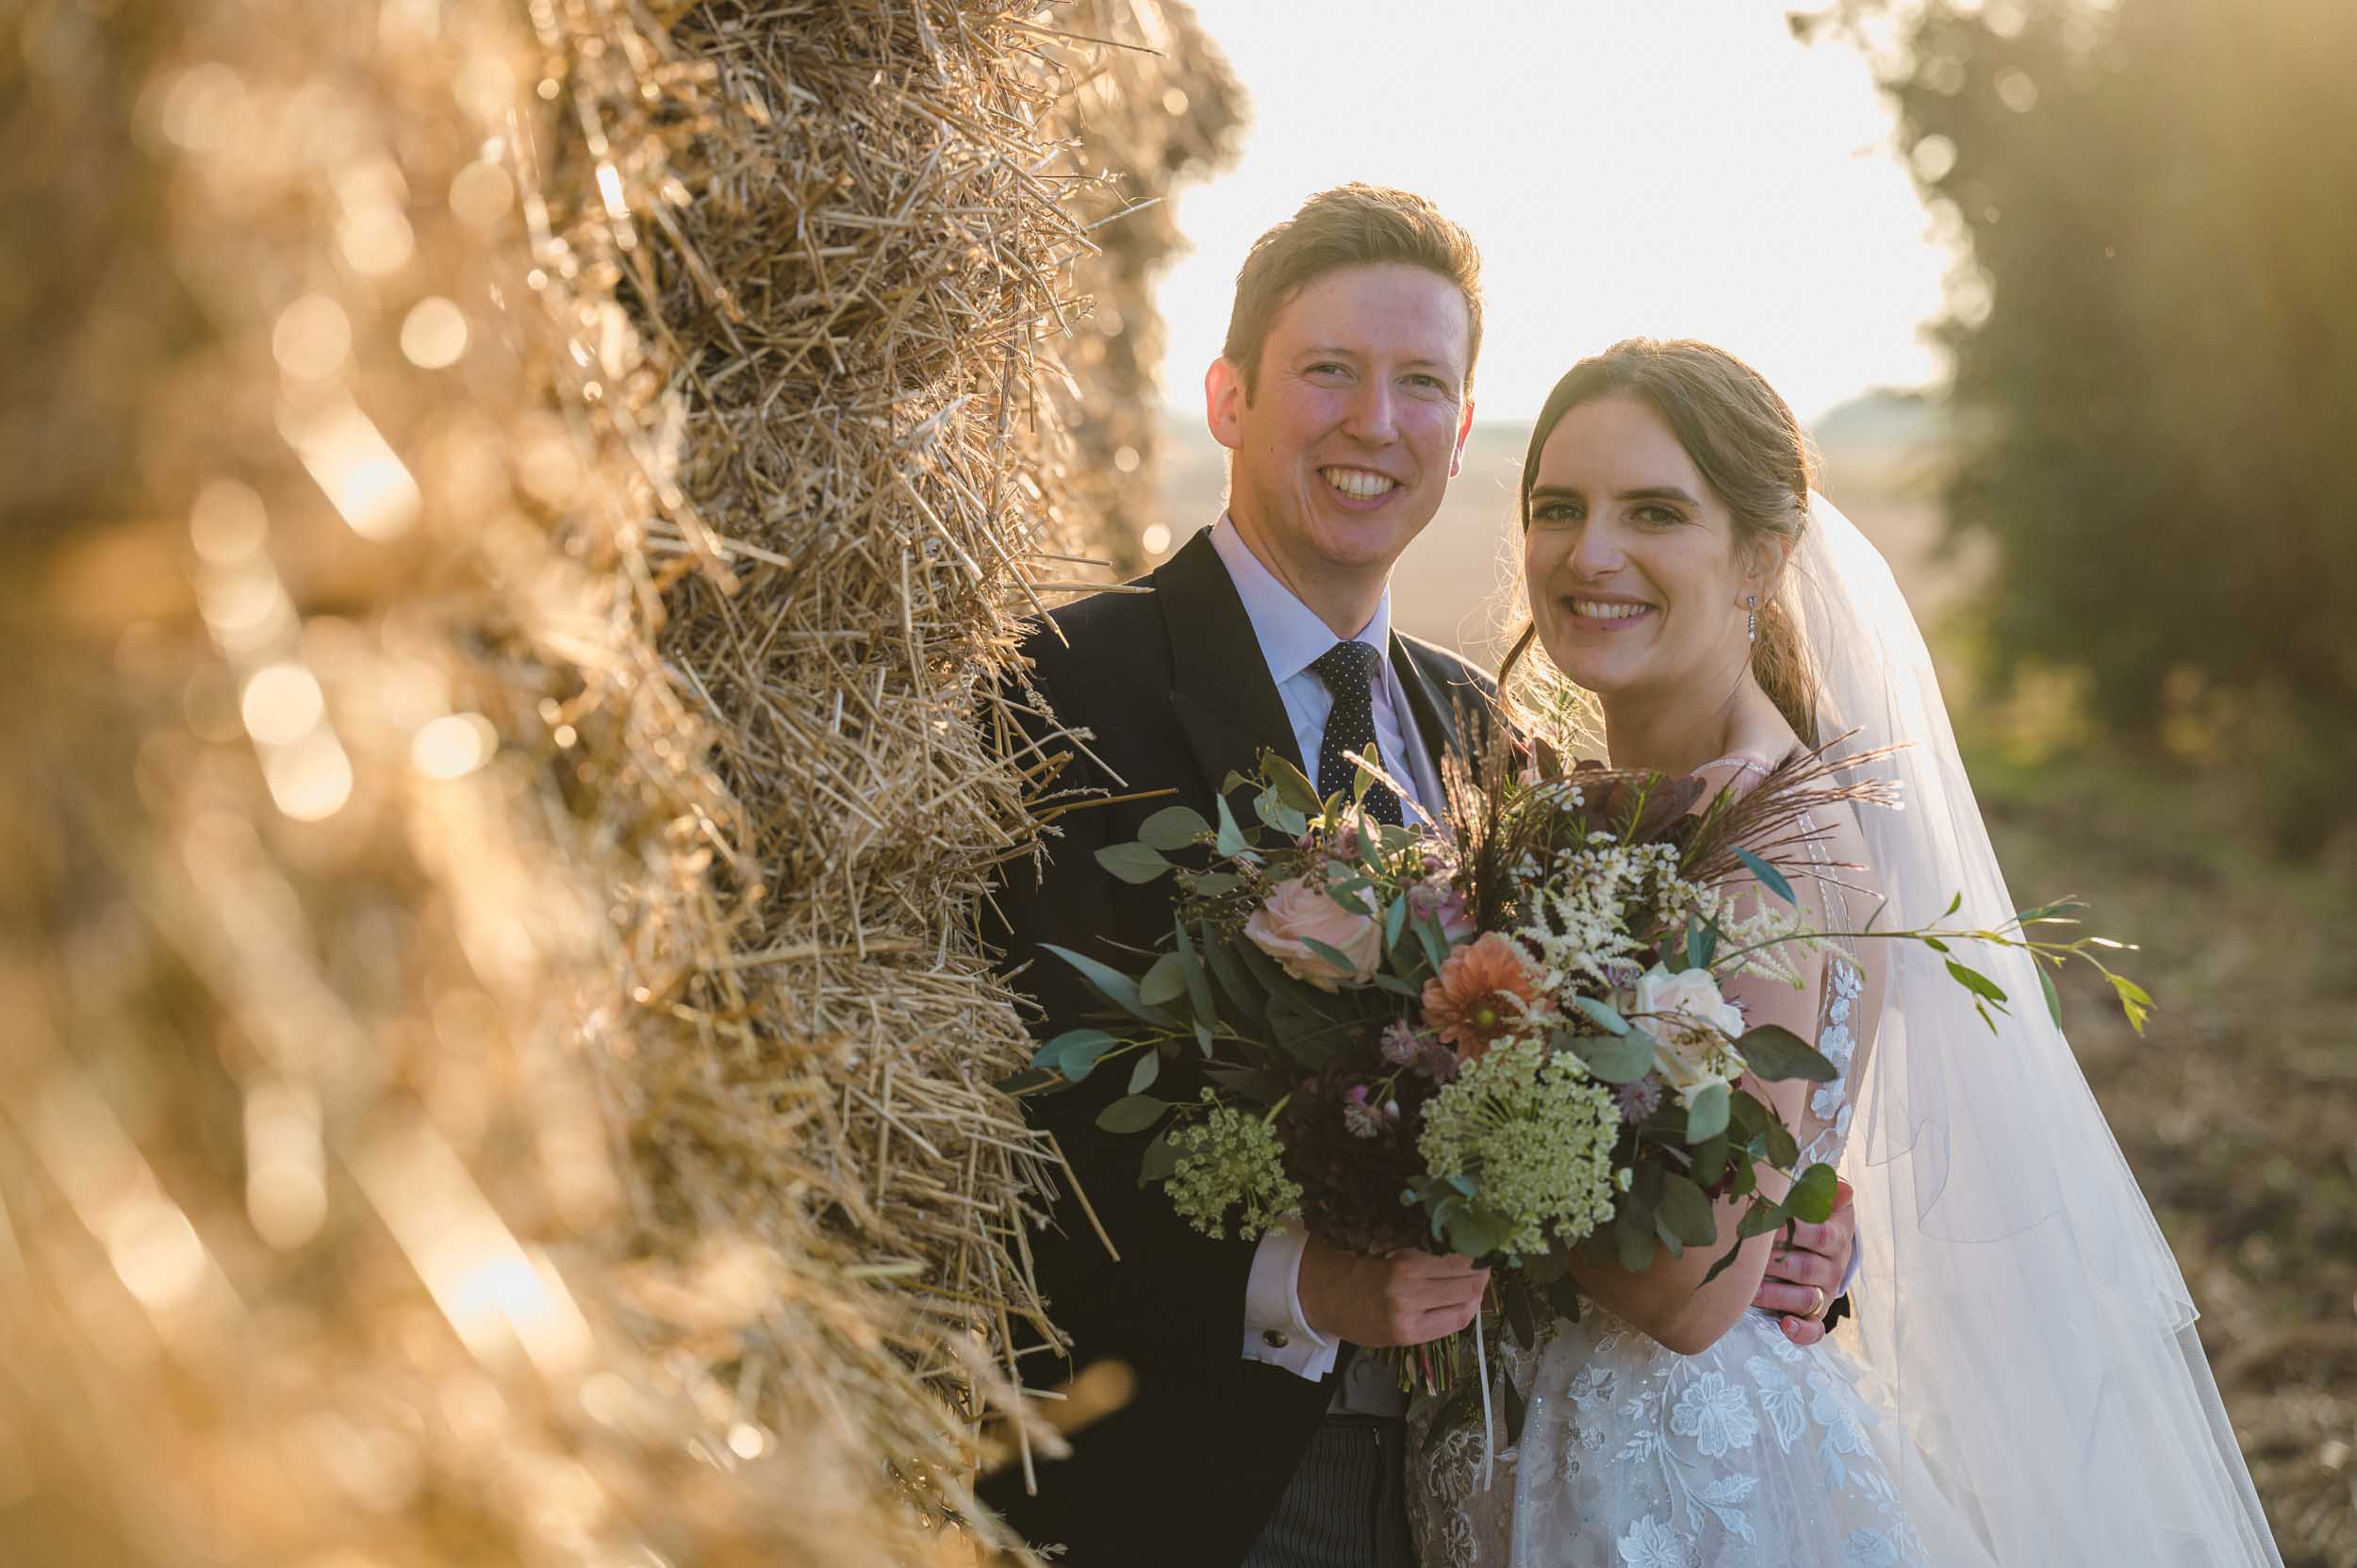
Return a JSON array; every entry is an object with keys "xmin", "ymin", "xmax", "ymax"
[{"xmin": 1208, "ymin": 516, "xmax": 1440, "ymax": 1382}]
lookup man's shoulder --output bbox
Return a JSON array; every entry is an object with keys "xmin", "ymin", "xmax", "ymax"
[{"xmin": 1016, "ymin": 572, "xmax": 1166, "ymax": 690}]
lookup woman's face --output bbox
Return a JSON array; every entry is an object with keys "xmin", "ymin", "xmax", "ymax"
[{"xmin": 1522, "ymin": 395, "xmax": 1760, "ymax": 713}]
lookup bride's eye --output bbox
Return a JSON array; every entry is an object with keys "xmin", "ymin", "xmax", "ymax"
[
  {"xmin": 1634, "ymin": 504, "xmax": 1686, "ymax": 528},
  {"xmin": 1531, "ymin": 500, "xmax": 1582, "ymax": 525}
]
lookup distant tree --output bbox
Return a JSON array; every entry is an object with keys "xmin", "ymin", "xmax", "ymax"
[{"xmin": 1805, "ymin": 0, "xmax": 2357, "ymax": 813}]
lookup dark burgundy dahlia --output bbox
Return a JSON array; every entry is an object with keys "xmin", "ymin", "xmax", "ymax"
[{"xmin": 1277, "ymin": 1052, "xmax": 1443, "ymax": 1257}]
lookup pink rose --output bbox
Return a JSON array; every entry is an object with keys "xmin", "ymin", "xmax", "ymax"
[{"xmin": 1244, "ymin": 873, "xmax": 1384, "ymax": 992}]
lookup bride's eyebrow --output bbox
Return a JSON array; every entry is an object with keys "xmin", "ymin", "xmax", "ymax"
[{"xmin": 1616, "ymin": 486, "xmax": 1700, "ymax": 506}]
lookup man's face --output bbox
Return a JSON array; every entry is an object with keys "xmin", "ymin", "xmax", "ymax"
[{"xmin": 1207, "ymin": 263, "xmax": 1475, "ymax": 593}]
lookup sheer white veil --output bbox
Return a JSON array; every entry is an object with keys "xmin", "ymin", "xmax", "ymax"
[{"xmin": 1790, "ymin": 494, "xmax": 2282, "ymax": 1565}]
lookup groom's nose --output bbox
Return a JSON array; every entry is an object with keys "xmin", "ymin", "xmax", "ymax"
[{"xmin": 1339, "ymin": 377, "xmax": 1399, "ymax": 445}]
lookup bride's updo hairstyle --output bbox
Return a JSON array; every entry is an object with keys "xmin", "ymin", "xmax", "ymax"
[{"xmin": 1502, "ymin": 338, "xmax": 1822, "ymax": 746}]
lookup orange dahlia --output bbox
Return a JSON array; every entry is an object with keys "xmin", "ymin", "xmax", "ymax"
[{"xmin": 1420, "ymin": 932, "xmax": 1538, "ymax": 1062}]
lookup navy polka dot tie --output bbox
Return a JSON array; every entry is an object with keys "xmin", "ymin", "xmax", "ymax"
[{"xmin": 1310, "ymin": 640, "xmax": 1403, "ymax": 826}]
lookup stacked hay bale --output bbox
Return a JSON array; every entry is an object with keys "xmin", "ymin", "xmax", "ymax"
[
  {"xmin": 0, "ymin": 1, "xmax": 1234, "ymax": 1562},
  {"xmin": 1054, "ymin": 2, "xmax": 1246, "ymax": 575}
]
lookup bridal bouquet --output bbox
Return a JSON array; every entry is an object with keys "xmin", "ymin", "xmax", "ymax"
[{"xmin": 1029, "ymin": 744, "xmax": 2142, "ymax": 1395}]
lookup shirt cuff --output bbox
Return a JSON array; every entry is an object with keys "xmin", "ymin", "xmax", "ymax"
[{"xmin": 1242, "ymin": 1215, "xmax": 1339, "ymax": 1379}]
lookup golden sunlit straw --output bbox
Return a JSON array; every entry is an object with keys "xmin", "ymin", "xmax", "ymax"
[{"xmin": 1, "ymin": 1, "xmax": 1237, "ymax": 1564}]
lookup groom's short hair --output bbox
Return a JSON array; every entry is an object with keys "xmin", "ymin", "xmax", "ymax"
[{"xmin": 1222, "ymin": 184, "xmax": 1484, "ymax": 400}]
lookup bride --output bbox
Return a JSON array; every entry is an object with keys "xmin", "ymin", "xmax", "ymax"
[{"xmin": 1409, "ymin": 339, "xmax": 2283, "ymax": 1566}]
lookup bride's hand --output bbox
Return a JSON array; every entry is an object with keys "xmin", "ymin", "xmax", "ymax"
[
  {"xmin": 1754, "ymin": 1177, "xmax": 1856, "ymax": 1345},
  {"xmin": 1296, "ymin": 1231, "xmax": 1491, "ymax": 1347}
]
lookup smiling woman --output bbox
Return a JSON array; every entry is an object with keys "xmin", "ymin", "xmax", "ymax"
[{"xmin": 1506, "ymin": 338, "xmax": 1822, "ymax": 770}]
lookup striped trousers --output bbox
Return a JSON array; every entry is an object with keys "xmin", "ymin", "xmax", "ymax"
[{"xmin": 1240, "ymin": 1411, "xmax": 1416, "ymax": 1568}]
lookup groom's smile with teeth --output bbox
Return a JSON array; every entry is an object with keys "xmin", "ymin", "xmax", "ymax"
[{"xmin": 1320, "ymin": 466, "xmax": 1399, "ymax": 501}]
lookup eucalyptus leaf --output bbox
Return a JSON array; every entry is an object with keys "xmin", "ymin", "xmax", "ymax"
[
  {"xmin": 1136, "ymin": 1129, "xmax": 1178, "ymax": 1186},
  {"xmin": 2037, "ymin": 963, "xmax": 2063, "ymax": 1027},
  {"xmin": 1732, "ymin": 846, "xmax": 1797, "ymax": 905},
  {"xmin": 1094, "ymin": 840, "xmax": 1173, "ymax": 884},
  {"xmin": 1201, "ymin": 927, "xmax": 1262, "ymax": 1020},
  {"xmin": 1568, "ymin": 995, "xmax": 1631, "ymax": 1035},
  {"xmin": 1266, "ymin": 753, "xmax": 1325, "ymax": 817},
  {"xmin": 1043, "ymin": 944, "xmax": 1177, "ymax": 1028},
  {"xmin": 1692, "ymin": 1133, "xmax": 1730, "ymax": 1189},
  {"xmin": 1734, "ymin": 1023, "xmax": 1838, "ymax": 1082},
  {"xmin": 1033, "ymin": 1027, "xmax": 1114, "ymax": 1070},
  {"xmin": 1684, "ymin": 1081, "xmax": 1731, "ymax": 1142},
  {"xmin": 1686, "ymin": 914, "xmax": 1719, "ymax": 972},
  {"xmin": 1300, "ymin": 936, "xmax": 1365, "ymax": 982},
  {"xmin": 1214, "ymin": 795, "xmax": 1249, "ymax": 857},
  {"xmin": 1138, "ymin": 804, "xmax": 1211, "ymax": 850},
  {"xmin": 1188, "ymin": 871, "xmax": 1244, "ymax": 896},
  {"xmin": 1174, "ymin": 920, "xmax": 1217, "ymax": 1032},
  {"xmin": 1440, "ymin": 1202, "xmax": 1515, "ymax": 1261},
  {"xmin": 1128, "ymin": 1051, "xmax": 1161, "ymax": 1094},
  {"xmin": 1788, "ymin": 1162, "xmax": 1838, "ymax": 1224},
  {"xmin": 1384, "ymin": 895, "xmax": 1409, "ymax": 948},
  {"xmin": 1140, "ymin": 951, "xmax": 1189, "ymax": 1008},
  {"xmin": 1656, "ymin": 1171, "xmax": 1718, "ymax": 1246},
  {"xmin": 1057, "ymin": 1034, "xmax": 1120, "ymax": 1083},
  {"xmin": 1096, "ymin": 1095, "xmax": 1170, "ymax": 1134},
  {"xmin": 1561, "ymin": 1027, "xmax": 1652, "ymax": 1084},
  {"xmin": 1613, "ymin": 1203, "xmax": 1658, "ymax": 1273}
]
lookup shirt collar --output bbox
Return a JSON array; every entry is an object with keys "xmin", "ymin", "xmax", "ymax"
[{"xmin": 1208, "ymin": 513, "xmax": 1394, "ymax": 688}]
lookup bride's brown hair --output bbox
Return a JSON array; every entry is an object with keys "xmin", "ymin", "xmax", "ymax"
[{"xmin": 1499, "ymin": 338, "xmax": 1822, "ymax": 746}]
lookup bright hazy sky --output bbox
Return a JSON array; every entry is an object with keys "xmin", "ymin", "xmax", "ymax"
[{"xmin": 1151, "ymin": 1, "xmax": 1956, "ymax": 423}]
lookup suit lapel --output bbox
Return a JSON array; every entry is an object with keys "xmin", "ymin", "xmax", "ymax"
[
  {"xmin": 1391, "ymin": 635, "xmax": 1463, "ymax": 782},
  {"xmin": 1155, "ymin": 529, "xmax": 1304, "ymax": 807}
]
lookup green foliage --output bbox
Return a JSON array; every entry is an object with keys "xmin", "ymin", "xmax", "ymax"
[{"xmin": 1839, "ymin": 0, "xmax": 2357, "ymax": 823}]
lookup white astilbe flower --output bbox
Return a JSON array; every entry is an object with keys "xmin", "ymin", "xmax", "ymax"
[
  {"xmin": 1516, "ymin": 841, "xmax": 1684, "ymax": 991},
  {"xmin": 1166, "ymin": 1093, "xmax": 1302, "ymax": 1241},
  {"xmin": 1712, "ymin": 897, "xmax": 1821, "ymax": 988},
  {"xmin": 1417, "ymin": 1037, "xmax": 1619, "ymax": 1258}
]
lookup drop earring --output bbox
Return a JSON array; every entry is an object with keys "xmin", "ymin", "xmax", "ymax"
[{"xmin": 1746, "ymin": 594, "xmax": 1758, "ymax": 645}]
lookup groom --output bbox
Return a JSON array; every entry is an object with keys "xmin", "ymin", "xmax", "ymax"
[{"xmin": 981, "ymin": 186, "xmax": 1855, "ymax": 1567}]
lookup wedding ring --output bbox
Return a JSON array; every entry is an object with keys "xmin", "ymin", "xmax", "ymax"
[{"xmin": 1805, "ymin": 1284, "xmax": 1828, "ymax": 1319}]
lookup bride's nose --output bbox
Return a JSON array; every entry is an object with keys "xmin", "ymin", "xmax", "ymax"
[{"xmin": 1567, "ymin": 520, "xmax": 1625, "ymax": 579}]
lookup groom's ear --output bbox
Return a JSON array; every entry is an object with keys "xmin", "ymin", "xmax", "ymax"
[
  {"xmin": 1205, "ymin": 357, "xmax": 1245, "ymax": 452},
  {"xmin": 1448, "ymin": 396, "xmax": 1475, "ymax": 478}
]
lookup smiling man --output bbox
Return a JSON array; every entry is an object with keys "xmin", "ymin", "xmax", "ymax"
[{"xmin": 981, "ymin": 186, "xmax": 1853, "ymax": 1568}]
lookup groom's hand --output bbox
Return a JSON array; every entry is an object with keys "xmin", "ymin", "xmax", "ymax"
[
  {"xmin": 1755, "ymin": 1177, "xmax": 1856, "ymax": 1346},
  {"xmin": 1296, "ymin": 1232, "xmax": 1491, "ymax": 1347}
]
